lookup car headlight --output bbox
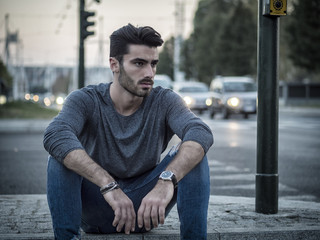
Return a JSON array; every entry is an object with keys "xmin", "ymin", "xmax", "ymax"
[
  {"xmin": 56, "ymin": 96, "xmax": 65, "ymax": 105},
  {"xmin": 206, "ymin": 98, "xmax": 212, "ymax": 106},
  {"xmin": 33, "ymin": 95, "xmax": 39, "ymax": 102},
  {"xmin": 44, "ymin": 97, "xmax": 52, "ymax": 107},
  {"xmin": 0, "ymin": 95, "xmax": 7, "ymax": 105},
  {"xmin": 183, "ymin": 96, "xmax": 193, "ymax": 106},
  {"xmin": 25, "ymin": 93, "xmax": 31, "ymax": 101},
  {"xmin": 227, "ymin": 97, "xmax": 240, "ymax": 107}
]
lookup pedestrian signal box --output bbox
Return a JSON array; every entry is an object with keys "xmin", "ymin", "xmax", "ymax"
[{"xmin": 263, "ymin": 0, "xmax": 287, "ymax": 16}]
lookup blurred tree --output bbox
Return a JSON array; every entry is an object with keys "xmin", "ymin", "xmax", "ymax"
[
  {"xmin": 180, "ymin": 0, "xmax": 258, "ymax": 85},
  {"xmin": 52, "ymin": 73, "xmax": 71, "ymax": 95},
  {"xmin": 191, "ymin": 0, "xmax": 235, "ymax": 85},
  {"xmin": 215, "ymin": 0, "xmax": 257, "ymax": 76},
  {"xmin": 180, "ymin": 34, "xmax": 196, "ymax": 80},
  {"xmin": 286, "ymin": 0, "xmax": 320, "ymax": 78},
  {"xmin": 157, "ymin": 37, "xmax": 174, "ymax": 80},
  {"xmin": 0, "ymin": 59, "xmax": 13, "ymax": 97}
]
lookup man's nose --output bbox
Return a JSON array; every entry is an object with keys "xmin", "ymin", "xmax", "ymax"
[{"xmin": 144, "ymin": 64, "xmax": 155, "ymax": 78}]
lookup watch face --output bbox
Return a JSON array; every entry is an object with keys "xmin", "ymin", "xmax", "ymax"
[
  {"xmin": 161, "ymin": 171, "xmax": 173, "ymax": 179},
  {"xmin": 159, "ymin": 171, "xmax": 178, "ymax": 188}
]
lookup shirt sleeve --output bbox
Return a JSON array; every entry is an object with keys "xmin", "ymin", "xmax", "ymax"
[
  {"xmin": 163, "ymin": 90, "xmax": 214, "ymax": 153},
  {"xmin": 43, "ymin": 89, "xmax": 94, "ymax": 162}
]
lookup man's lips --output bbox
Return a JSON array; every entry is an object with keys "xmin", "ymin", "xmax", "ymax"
[{"xmin": 139, "ymin": 80, "xmax": 154, "ymax": 88}]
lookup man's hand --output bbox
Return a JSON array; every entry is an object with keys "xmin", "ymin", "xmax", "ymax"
[
  {"xmin": 137, "ymin": 180, "xmax": 174, "ymax": 231},
  {"xmin": 103, "ymin": 188, "xmax": 136, "ymax": 234}
]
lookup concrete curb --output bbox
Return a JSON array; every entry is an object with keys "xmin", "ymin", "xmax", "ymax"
[
  {"xmin": 0, "ymin": 119, "xmax": 51, "ymax": 133},
  {"xmin": 1, "ymin": 195, "xmax": 320, "ymax": 240},
  {"xmin": 2, "ymin": 227, "xmax": 320, "ymax": 240}
]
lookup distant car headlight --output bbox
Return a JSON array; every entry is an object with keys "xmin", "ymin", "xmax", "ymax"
[
  {"xmin": 56, "ymin": 96, "xmax": 64, "ymax": 105},
  {"xmin": 33, "ymin": 95, "xmax": 39, "ymax": 102},
  {"xmin": 206, "ymin": 98, "xmax": 212, "ymax": 106},
  {"xmin": 25, "ymin": 93, "xmax": 31, "ymax": 101},
  {"xmin": 227, "ymin": 97, "xmax": 240, "ymax": 108},
  {"xmin": 44, "ymin": 97, "xmax": 52, "ymax": 107},
  {"xmin": 183, "ymin": 96, "xmax": 193, "ymax": 106},
  {"xmin": 0, "ymin": 95, "xmax": 7, "ymax": 105}
]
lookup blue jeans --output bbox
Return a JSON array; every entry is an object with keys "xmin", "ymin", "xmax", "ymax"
[{"xmin": 47, "ymin": 148, "xmax": 210, "ymax": 240}]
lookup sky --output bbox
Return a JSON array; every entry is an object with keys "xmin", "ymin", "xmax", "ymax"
[{"xmin": 0, "ymin": 0, "xmax": 200, "ymax": 67}]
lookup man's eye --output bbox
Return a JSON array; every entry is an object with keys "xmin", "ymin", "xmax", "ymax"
[{"xmin": 135, "ymin": 62, "xmax": 144, "ymax": 67}]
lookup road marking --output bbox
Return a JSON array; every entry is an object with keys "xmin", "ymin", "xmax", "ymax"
[
  {"xmin": 208, "ymin": 158, "xmax": 318, "ymax": 201},
  {"xmin": 213, "ymin": 173, "xmax": 255, "ymax": 181},
  {"xmin": 202, "ymin": 116, "xmax": 320, "ymax": 131}
]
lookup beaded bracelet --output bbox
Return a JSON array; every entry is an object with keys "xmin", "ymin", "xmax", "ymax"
[{"xmin": 100, "ymin": 181, "xmax": 120, "ymax": 195}]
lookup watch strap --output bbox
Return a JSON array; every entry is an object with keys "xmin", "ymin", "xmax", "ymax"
[{"xmin": 159, "ymin": 171, "xmax": 178, "ymax": 188}]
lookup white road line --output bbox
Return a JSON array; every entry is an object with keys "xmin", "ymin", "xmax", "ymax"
[
  {"xmin": 208, "ymin": 158, "xmax": 318, "ymax": 201},
  {"xmin": 212, "ymin": 173, "xmax": 255, "ymax": 181}
]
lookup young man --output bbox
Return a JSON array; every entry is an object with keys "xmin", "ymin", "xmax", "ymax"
[{"xmin": 44, "ymin": 24, "xmax": 213, "ymax": 240}]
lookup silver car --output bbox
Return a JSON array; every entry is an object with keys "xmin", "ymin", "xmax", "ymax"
[
  {"xmin": 153, "ymin": 74, "xmax": 173, "ymax": 89},
  {"xmin": 173, "ymin": 81, "xmax": 212, "ymax": 114},
  {"xmin": 209, "ymin": 76, "xmax": 257, "ymax": 119}
]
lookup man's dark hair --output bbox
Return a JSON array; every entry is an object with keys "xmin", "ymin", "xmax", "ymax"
[{"xmin": 109, "ymin": 23, "xmax": 164, "ymax": 63}]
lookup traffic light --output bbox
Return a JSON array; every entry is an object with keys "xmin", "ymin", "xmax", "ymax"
[
  {"xmin": 263, "ymin": 0, "xmax": 287, "ymax": 16},
  {"xmin": 81, "ymin": 10, "xmax": 95, "ymax": 40}
]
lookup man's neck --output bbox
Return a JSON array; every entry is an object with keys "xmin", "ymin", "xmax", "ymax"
[{"xmin": 109, "ymin": 82, "xmax": 144, "ymax": 116}]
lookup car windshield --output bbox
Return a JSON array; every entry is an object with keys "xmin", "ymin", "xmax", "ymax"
[
  {"xmin": 179, "ymin": 86, "xmax": 208, "ymax": 93},
  {"xmin": 154, "ymin": 79, "xmax": 171, "ymax": 89},
  {"xmin": 224, "ymin": 82, "xmax": 256, "ymax": 92}
]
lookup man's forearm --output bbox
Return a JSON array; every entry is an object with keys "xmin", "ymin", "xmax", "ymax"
[
  {"xmin": 64, "ymin": 149, "xmax": 137, "ymax": 234},
  {"xmin": 63, "ymin": 149, "xmax": 114, "ymax": 188},
  {"xmin": 137, "ymin": 140, "xmax": 205, "ymax": 230},
  {"xmin": 166, "ymin": 141, "xmax": 205, "ymax": 182}
]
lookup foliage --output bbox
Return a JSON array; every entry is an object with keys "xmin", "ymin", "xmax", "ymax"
[
  {"xmin": 215, "ymin": 1, "xmax": 257, "ymax": 76},
  {"xmin": 180, "ymin": 0, "xmax": 257, "ymax": 85},
  {"xmin": 52, "ymin": 72, "xmax": 72, "ymax": 95},
  {"xmin": 190, "ymin": 0, "xmax": 236, "ymax": 85},
  {"xmin": 160, "ymin": 0, "xmax": 320, "ymax": 83},
  {"xmin": 0, "ymin": 101, "xmax": 59, "ymax": 119},
  {"xmin": 180, "ymin": 35, "xmax": 196, "ymax": 80},
  {"xmin": 286, "ymin": 0, "xmax": 320, "ymax": 75},
  {"xmin": 0, "ymin": 59, "xmax": 13, "ymax": 95},
  {"xmin": 157, "ymin": 37, "xmax": 174, "ymax": 80}
]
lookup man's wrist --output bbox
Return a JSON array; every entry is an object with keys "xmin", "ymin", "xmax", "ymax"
[
  {"xmin": 159, "ymin": 171, "xmax": 178, "ymax": 188},
  {"xmin": 100, "ymin": 181, "xmax": 120, "ymax": 195}
]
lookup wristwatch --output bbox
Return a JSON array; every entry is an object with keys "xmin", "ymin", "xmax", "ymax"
[{"xmin": 159, "ymin": 171, "xmax": 178, "ymax": 188}]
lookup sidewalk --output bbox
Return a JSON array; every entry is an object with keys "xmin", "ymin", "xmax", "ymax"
[
  {"xmin": 0, "ymin": 119, "xmax": 51, "ymax": 133},
  {"xmin": 0, "ymin": 194, "xmax": 319, "ymax": 240}
]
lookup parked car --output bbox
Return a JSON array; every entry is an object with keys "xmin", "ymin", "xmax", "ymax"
[
  {"xmin": 173, "ymin": 81, "xmax": 212, "ymax": 114},
  {"xmin": 209, "ymin": 76, "xmax": 257, "ymax": 119},
  {"xmin": 153, "ymin": 74, "xmax": 173, "ymax": 89}
]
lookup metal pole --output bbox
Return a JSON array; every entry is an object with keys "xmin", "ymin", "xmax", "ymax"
[
  {"xmin": 78, "ymin": 0, "xmax": 85, "ymax": 89},
  {"xmin": 256, "ymin": 0, "xmax": 279, "ymax": 214}
]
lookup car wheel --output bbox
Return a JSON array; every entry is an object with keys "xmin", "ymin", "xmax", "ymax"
[
  {"xmin": 244, "ymin": 113, "xmax": 249, "ymax": 119},
  {"xmin": 210, "ymin": 111, "xmax": 215, "ymax": 119},
  {"xmin": 222, "ymin": 108, "xmax": 229, "ymax": 119}
]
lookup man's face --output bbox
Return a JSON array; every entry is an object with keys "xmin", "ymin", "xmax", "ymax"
[{"xmin": 118, "ymin": 44, "xmax": 159, "ymax": 97}]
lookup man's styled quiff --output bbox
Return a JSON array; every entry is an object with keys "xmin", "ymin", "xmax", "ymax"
[{"xmin": 109, "ymin": 23, "xmax": 164, "ymax": 63}]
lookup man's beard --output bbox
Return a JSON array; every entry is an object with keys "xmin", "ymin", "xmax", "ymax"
[{"xmin": 118, "ymin": 65, "xmax": 153, "ymax": 97}]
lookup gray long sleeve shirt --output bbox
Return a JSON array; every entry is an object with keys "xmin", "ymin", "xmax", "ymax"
[{"xmin": 43, "ymin": 83, "xmax": 213, "ymax": 179}]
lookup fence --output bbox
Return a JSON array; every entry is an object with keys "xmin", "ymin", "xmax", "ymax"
[{"xmin": 279, "ymin": 82, "xmax": 320, "ymax": 106}]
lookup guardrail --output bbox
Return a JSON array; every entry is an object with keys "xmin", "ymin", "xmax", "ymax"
[{"xmin": 279, "ymin": 82, "xmax": 320, "ymax": 106}]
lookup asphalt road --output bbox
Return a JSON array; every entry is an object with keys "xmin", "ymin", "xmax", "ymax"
[
  {"xmin": 0, "ymin": 108, "xmax": 319, "ymax": 202},
  {"xmin": 205, "ymin": 109, "xmax": 320, "ymax": 202}
]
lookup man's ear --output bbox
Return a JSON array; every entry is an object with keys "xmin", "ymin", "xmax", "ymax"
[{"xmin": 110, "ymin": 57, "xmax": 120, "ymax": 73}]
